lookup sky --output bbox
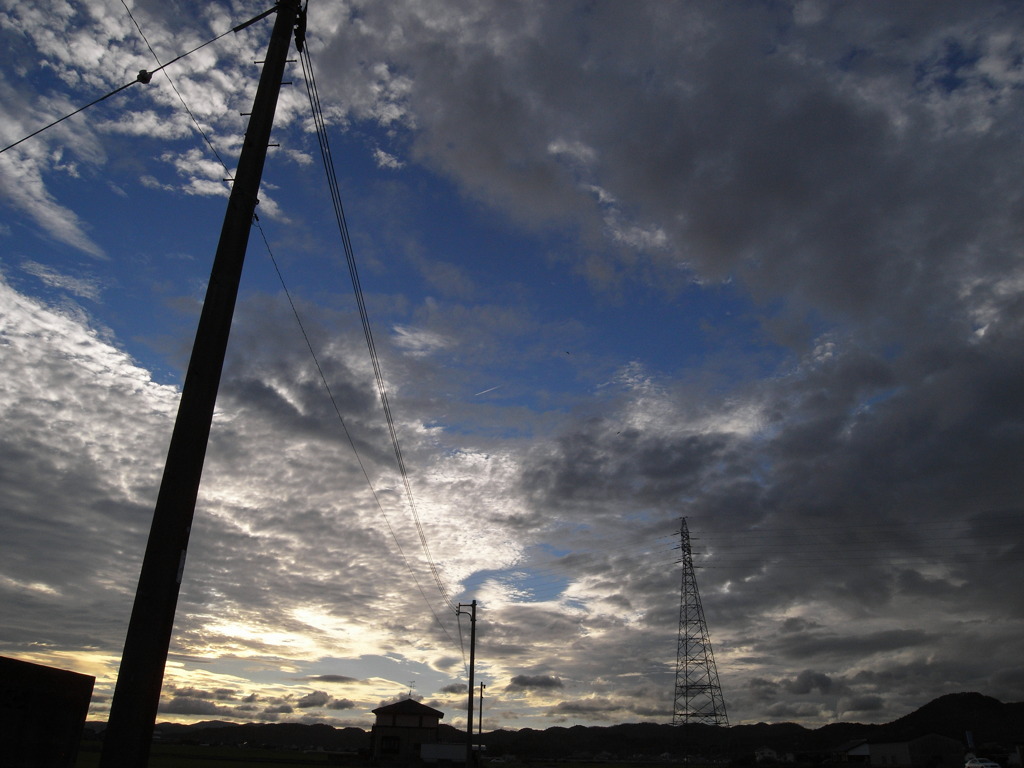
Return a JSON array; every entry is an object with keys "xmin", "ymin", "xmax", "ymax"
[{"xmin": 1, "ymin": 0, "xmax": 1023, "ymax": 733}]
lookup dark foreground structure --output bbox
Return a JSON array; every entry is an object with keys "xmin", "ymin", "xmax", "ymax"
[
  {"xmin": 0, "ymin": 655, "xmax": 95, "ymax": 768},
  {"xmin": 371, "ymin": 698, "xmax": 446, "ymax": 765}
]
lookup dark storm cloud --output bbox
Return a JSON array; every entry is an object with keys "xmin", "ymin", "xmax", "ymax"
[
  {"xmin": 315, "ymin": 2, "xmax": 1024, "ymax": 340},
  {"xmin": 170, "ymin": 686, "xmax": 240, "ymax": 702},
  {"xmin": 783, "ymin": 671, "xmax": 834, "ymax": 696},
  {"xmin": 763, "ymin": 700, "xmax": 833, "ymax": 721},
  {"xmin": 549, "ymin": 698, "xmax": 619, "ymax": 715},
  {"xmin": 297, "ymin": 690, "xmax": 330, "ymax": 708},
  {"xmin": 434, "ymin": 657, "xmax": 464, "ymax": 673},
  {"xmin": 327, "ymin": 698, "xmax": 356, "ymax": 710},
  {"xmin": 521, "ymin": 420, "xmax": 733, "ymax": 509},
  {"xmin": 747, "ymin": 678, "xmax": 780, "ymax": 703},
  {"xmin": 160, "ymin": 697, "xmax": 232, "ymax": 716},
  {"xmin": 843, "ymin": 695, "xmax": 885, "ymax": 714},
  {"xmin": 441, "ymin": 683, "xmax": 468, "ymax": 694},
  {"xmin": 774, "ymin": 629, "xmax": 932, "ymax": 661},
  {"xmin": 309, "ymin": 675, "xmax": 360, "ymax": 684},
  {"xmin": 780, "ymin": 618, "xmax": 822, "ymax": 634},
  {"xmin": 634, "ymin": 705, "xmax": 672, "ymax": 719},
  {"xmin": 264, "ymin": 704, "xmax": 294, "ymax": 715},
  {"xmin": 507, "ymin": 675, "xmax": 564, "ymax": 691}
]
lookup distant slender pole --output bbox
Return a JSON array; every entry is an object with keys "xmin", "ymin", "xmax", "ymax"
[
  {"xmin": 98, "ymin": 3, "xmax": 300, "ymax": 766},
  {"xmin": 478, "ymin": 682, "xmax": 485, "ymax": 738},
  {"xmin": 458, "ymin": 601, "xmax": 478, "ymax": 767}
]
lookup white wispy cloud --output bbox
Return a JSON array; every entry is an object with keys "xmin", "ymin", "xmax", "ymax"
[{"xmin": 20, "ymin": 259, "xmax": 102, "ymax": 300}]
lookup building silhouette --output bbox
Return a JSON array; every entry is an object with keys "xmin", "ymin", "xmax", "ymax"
[{"xmin": 371, "ymin": 698, "xmax": 445, "ymax": 766}]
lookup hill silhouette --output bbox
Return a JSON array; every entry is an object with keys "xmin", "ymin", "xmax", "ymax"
[
  {"xmin": 874, "ymin": 693, "xmax": 1023, "ymax": 743},
  {"xmin": 84, "ymin": 692, "xmax": 1023, "ymax": 759}
]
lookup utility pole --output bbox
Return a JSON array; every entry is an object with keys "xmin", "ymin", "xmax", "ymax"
[
  {"xmin": 98, "ymin": 3, "xmax": 302, "ymax": 766},
  {"xmin": 478, "ymin": 682, "xmax": 485, "ymax": 738},
  {"xmin": 457, "ymin": 601, "xmax": 477, "ymax": 768}
]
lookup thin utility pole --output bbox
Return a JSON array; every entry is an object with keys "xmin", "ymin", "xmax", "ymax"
[
  {"xmin": 458, "ymin": 601, "xmax": 478, "ymax": 767},
  {"xmin": 478, "ymin": 682, "xmax": 485, "ymax": 738},
  {"xmin": 98, "ymin": 3, "xmax": 301, "ymax": 766}
]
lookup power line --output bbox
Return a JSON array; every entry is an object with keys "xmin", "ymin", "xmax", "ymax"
[
  {"xmin": 117, "ymin": 0, "xmax": 232, "ymax": 179},
  {"xmin": 107, "ymin": 0, "xmax": 465, "ymax": 664},
  {"xmin": 673, "ymin": 517, "xmax": 728, "ymax": 727},
  {"xmin": 252, "ymin": 216, "xmax": 462, "ymax": 655},
  {"xmin": 297, "ymin": 28, "xmax": 456, "ymax": 617},
  {"xmin": 468, "ymin": 515, "xmax": 1021, "ymax": 594},
  {"xmin": 112, "ymin": 3, "xmax": 458, "ymax": 635},
  {"xmin": 0, "ymin": 8, "xmax": 272, "ymax": 155},
  {"xmin": 0, "ymin": 77, "xmax": 143, "ymax": 156}
]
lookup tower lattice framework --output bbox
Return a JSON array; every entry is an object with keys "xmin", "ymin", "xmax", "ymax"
[{"xmin": 673, "ymin": 517, "xmax": 729, "ymax": 726}]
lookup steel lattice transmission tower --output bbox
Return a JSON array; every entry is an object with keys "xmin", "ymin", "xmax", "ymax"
[{"xmin": 673, "ymin": 517, "xmax": 729, "ymax": 726}]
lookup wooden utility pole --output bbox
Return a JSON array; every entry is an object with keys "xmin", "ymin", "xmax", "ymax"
[
  {"xmin": 458, "ymin": 601, "xmax": 478, "ymax": 768},
  {"xmin": 98, "ymin": 3, "xmax": 301, "ymax": 765},
  {"xmin": 478, "ymin": 682, "xmax": 485, "ymax": 738}
]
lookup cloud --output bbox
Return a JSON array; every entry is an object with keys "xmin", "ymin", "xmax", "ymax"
[
  {"xmin": 373, "ymin": 148, "xmax": 405, "ymax": 169},
  {"xmin": 20, "ymin": 261, "xmax": 102, "ymax": 301},
  {"xmin": 3, "ymin": 0, "xmax": 1024, "ymax": 733},
  {"xmin": 842, "ymin": 695, "xmax": 885, "ymax": 715},
  {"xmin": 774, "ymin": 630, "xmax": 933, "ymax": 662},
  {"xmin": 169, "ymin": 686, "xmax": 240, "ymax": 702},
  {"xmin": 308, "ymin": 675, "xmax": 360, "ymax": 684},
  {"xmin": 507, "ymin": 675, "xmax": 563, "ymax": 691},
  {"xmin": 783, "ymin": 671, "xmax": 834, "ymax": 696},
  {"xmin": 549, "ymin": 698, "xmax": 619, "ymax": 715},
  {"xmin": 0, "ymin": 145, "xmax": 106, "ymax": 258},
  {"xmin": 160, "ymin": 697, "xmax": 232, "ymax": 715},
  {"xmin": 297, "ymin": 690, "xmax": 330, "ymax": 708},
  {"xmin": 391, "ymin": 324, "xmax": 450, "ymax": 357}
]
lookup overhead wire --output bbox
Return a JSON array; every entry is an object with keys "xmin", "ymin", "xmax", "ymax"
[
  {"xmin": 296, "ymin": 21, "xmax": 457, "ymax": 619},
  {"xmin": 0, "ymin": 7, "xmax": 272, "ymax": 155},
  {"xmin": 292, "ymin": 8, "xmax": 467, "ymax": 670},
  {"xmin": 117, "ymin": 0, "xmax": 232, "ymax": 177},
  {"xmin": 100, "ymin": 0, "xmax": 466, "ymax": 663},
  {"xmin": 252, "ymin": 216, "xmax": 462, "ymax": 655},
  {"xmin": 481, "ymin": 513, "xmax": 1020, "ymax": 596}
]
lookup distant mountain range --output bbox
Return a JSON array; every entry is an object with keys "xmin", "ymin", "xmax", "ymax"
[{"xmin": 83, "ymin": 692, "xmax": 1023, "ymax": 758}]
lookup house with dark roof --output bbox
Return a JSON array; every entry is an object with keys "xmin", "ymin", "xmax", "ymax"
[{"xmin": 371, "ymin": 698, "xmax": 446, "ymax": 766}]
